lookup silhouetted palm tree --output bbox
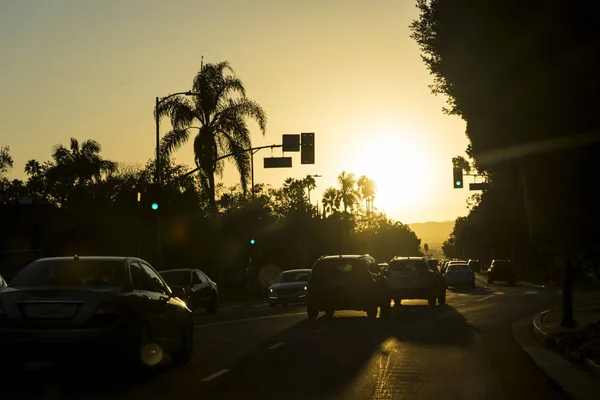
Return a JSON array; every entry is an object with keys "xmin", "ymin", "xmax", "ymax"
[
  {"xmin": 156, "ymin": 61, "xmax": 267, "ymax": 214},
  {"xmin": 50, "ymin": 138, "xmax": 117, "ymax": 187},
  {"xmin": 322, "ymin": 187, "xmax": 341, "ymax": 217},
  {"xmin": 337, "ymin": 171, "xmax": 358, "ymax": 214},
  {"xmin": 357, "ymin": 175, "xmax": 376, "ymax": 212}
]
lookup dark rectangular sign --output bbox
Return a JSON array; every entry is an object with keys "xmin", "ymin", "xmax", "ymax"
[
  {"xmin": 264, "ymin": 157, "xmax": 292, "ymax": 168},
  {"xmin": 282, "ymin": 134, "xmax": 300, "ymax": 152},
  {"xmin": 469, "ymin": 182, "xmax": 490, "ymax": 190}
]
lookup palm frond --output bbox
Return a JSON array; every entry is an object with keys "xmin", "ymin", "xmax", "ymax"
[
  {"xmin": 220, "ymin": 132, "xmax": 251, "ymax": 192},
  {"xmin": 214, "ymin": 98, "xmax": 267, "ymax": 134},
  {"xmin": 81, "ymin": 139, "xmax": 101, "ymax": 157},
  {"xmin": 161, "ymin": 128, "xmax": 191, "ymax": 155},
  {"xmin": 157, "ymin": 96, "xmax": 200, "ymax": 127}
]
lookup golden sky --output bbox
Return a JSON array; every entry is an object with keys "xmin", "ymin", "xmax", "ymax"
[{"xmin": 0, "ymin": 0, "xmax": 472, "ymax": 223}]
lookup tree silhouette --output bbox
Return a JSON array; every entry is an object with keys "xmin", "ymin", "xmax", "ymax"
[
  {"xmin": 337, "ymin": 171, "xmax": 358, "ymax": 215},
  {"xmin": 321, "ymin": 187, "xmax": 341, "ymax": 218},
  {"xmin": 357, "ymin": 175, "xmax": 376, "ymax": 212},
  {"xmin": 0, "ymin": 146, "xmax": 13, "ymax": 177},
  {"xmin": 156, "ymin": 61, "xmax": 267, "ymax": 215}
]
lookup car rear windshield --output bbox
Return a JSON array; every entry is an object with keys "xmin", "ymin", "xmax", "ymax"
[
  {"xmin": 448, "ymin": 264, "xmax": 470, "ymax": 271},
  {"xmin": 310, "ymin": 258, "xmax": 366, "ymax": 281},
  {"xmin": 10, "ymin": 259, "xmax": 125, "ymax": 287},
  {"xmin": 493, "ymin": 261, "xmax": 512, "ymax": 269},
  {"xmin": 160, "ymin": 270, "xmax": 190, "ymax": 286},
  {"xmin": 388, "ymin": 259, "xmax": 430, "ymax": 272},
  {"xmin": 276, "ymin": 271, "xmax": 310, "ymax": 283}
]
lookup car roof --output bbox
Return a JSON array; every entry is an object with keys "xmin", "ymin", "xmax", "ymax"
[
  {"xmin": 390, "ymin": 256, "xmax": 428, "ymax": 261},
  {"xmin": 160, "ymin": 269, "xmax": 196, "ymax": 273},
  {"xmin": 281, "ymin": 269, "xmax": 311, "ymax": 273},
  {"xmin": 34, "ymin": 256, "xmax": 133, "ymax": 263},
  {"xmin": 319, "ymin": 254, "xmax": 372, "ymax": 260}
]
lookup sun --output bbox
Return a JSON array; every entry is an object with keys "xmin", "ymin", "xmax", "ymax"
[{"xmin": 357, "ymin": 136, "xmax": 434, "ymax": 216}]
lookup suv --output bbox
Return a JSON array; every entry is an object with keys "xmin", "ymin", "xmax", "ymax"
[
  {"xmin": 385, "ymin": 256, "xmax": 447, "ymax": 306},
  {"xmin": 487, "ymin": 260, "xmax": 515, "ymax": 284},
  {"xmin": 306, "ymin": 255, "xmax": 391, "ymax": 319}
]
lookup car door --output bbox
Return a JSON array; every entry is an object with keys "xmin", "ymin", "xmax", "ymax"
[
  {"xmin": 137, "ymin": 262, "xmax": 174, "ymax": 343},
  {"xmin": 193, "ymin": 270, "xmax": 212, "ymax": 306},
  {"xmin": 129, "ymin": 262, "xmax": 167, "ymax": 342}
]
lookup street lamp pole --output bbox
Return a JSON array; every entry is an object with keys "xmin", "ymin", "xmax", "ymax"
[{"xmin": 154, "ymin": 90, "xmax": 194, "ymax": 268}]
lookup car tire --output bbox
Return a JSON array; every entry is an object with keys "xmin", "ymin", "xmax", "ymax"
[
  {"xmin": 135, "ymin": 325, "xmax": 161, "ymax": 369},
  {"xmin": 172, "ymin": 324, "xmax": 194, "ymax": 365},
  {"xmin": 325, "ymin": 309, "xmax": 335, "ymax": 318},
  {"xmin": 428, "ymin": 297, "xmax": 436, "ymax": 306},
  {"xmin": 394, "ymin": 298, "xmax": 402, "ymax": 306},
  {"xmin": 206, "ymin": 293, "xmax": 218, "ymax": 314},
  {"xmin": 437, "ymin": 290, "xmax": 446, "ymax": 305},
  {"xmin": 487, "ymin": 278, "xmax": 493, "ymax": 284},
  {"xmin": 307, "ymin": 304, "xmax": 319, "ymax": 320}
]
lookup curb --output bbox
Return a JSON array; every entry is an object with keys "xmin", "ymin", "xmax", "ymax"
[
  {"xmin": 532, "ymin": 310, "xmax": 556, "ymax": 348},
  {"xmin": 512, "ymin": 313, "xmax": 600, "ymax": 400}
]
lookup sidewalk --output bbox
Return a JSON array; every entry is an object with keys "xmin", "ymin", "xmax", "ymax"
[
  {"xmin": 512, "ymin": 291, "xmax": 600, "ymax": 400},
  {"xmin": 533, "ymin": 295, "xmax": 600, "ymax": 377}
]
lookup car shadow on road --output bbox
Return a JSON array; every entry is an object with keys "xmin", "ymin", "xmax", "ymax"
[
  {"xmin": 449, "ymin": 285, "xmax": 497, "ymax": 295},
  {"xmin": 200, "ymin": 305, "xmax": 480, "ymax": 400}
]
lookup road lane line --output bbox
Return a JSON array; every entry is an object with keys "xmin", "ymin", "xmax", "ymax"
[
  {"xmin": 195, "ymin": 311, "xmax": 306, "ymax": 328},
  {"xmin": 253, "ymin": 303, "xmax": 268, "ymax": 308},
  {"xmin": 201, "ymin": 369, "xmax": 230, "ymax": 382},
  {"xmin": 523, "ymin": 290, "xmax": 538, "ymax": 295},
  {"xmin": 454, "ymin": 303, "xmax": 466, "ymax": 307},
  {"xmin": 268, "ymin": 342, "xmax": 285, "ymax": 350},
  {"xmin": 314, "ymin": 328, "xmax": 327, "ymax": 333},
  {"xmin": 476, "ymin": 294, "xmax": 496, "ymax": 302}
]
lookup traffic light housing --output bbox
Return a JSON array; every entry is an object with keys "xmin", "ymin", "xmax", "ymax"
[
  {"xmin": 146, "ymin": 184, "xmax": 162, "ymax": 211},
  {"xmin": 301, "ymin": 132, "xmax": 315, "ymax": 164},
  {"xmin": 453, "ymin": 166, "xmax": 463, "ymax": 188}
]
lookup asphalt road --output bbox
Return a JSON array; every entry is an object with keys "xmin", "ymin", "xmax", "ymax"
[{"xmin": 4, "ymin": 275, "xmax": 568, "ymax": 400}]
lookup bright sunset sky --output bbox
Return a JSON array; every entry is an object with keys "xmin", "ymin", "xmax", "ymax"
[{"xmin": 0, "ymin": 0, "xmax": 473, "ymax": 223}]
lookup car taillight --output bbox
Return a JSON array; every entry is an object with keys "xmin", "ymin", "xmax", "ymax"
[{"xmin": 95, "ymin": 301, "xmax": 120, "ymax": 315}]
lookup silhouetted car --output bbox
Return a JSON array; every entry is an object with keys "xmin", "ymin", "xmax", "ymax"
[
  {"xmin": 306, "ymin": 254, "xmax": 391, "ymax": 319},
  {"xmin": 268, "ymin": 269, "xmax": 310, "ymax": 306},
  {"xmin": 0, "ymin": 256, "xmax": 194, "ymax": 367},
  {"xmin": 445, "ymin": 263, "xmax": 475, "ymax": 287},
  {"xmin": 487, "ymin": 260, "xmax": 515, "ymax": 284},
  {"xmin": 468, "ymin": 259, "xmax": 481, "ymax": 273},
  {"xmin": 160, "ymin": 269, "xmax": 218, "ymax": 313},
  {"xmin": 385, "ymin": 256, "xmax": 447, "ymax": 306}
]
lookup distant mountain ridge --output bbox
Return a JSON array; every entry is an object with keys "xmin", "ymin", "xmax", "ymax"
[{"xmin": 408, "ymin": 221, "xmax": 454, "ymax": 246}]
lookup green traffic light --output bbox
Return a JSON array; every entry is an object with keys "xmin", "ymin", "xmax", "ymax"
[
  {"xmin": 250, "ymin": 239, "xmax": 255, "ymax": 245},
  {"xmin": 151, "ymin": 203, "xmax": 159, "ymax": 210},
  {"xmin": 455, "ymin": 181, "xmax": 462, "ymax": 186}
]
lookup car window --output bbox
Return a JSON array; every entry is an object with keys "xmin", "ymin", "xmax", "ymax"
[
  {"xmin": 311, "ymin": 258, "xmax": 366, "ymax": 281},
  {"xmin": 196, "ymin": 271, "xmax": 208, "ymax": 283},
  {"xmin": 276, "ymin": 271, "xmax": 310, "ymax": 283},
  {"xmin": 448, "ymin": 264, "xmax": 470, "ymax": 271},
  {"xmin": 130, "ymin": 262, "xmax": 153, "ymax": 291},
  {"xmin": 139, "ymin": 263, "xmax": 168, "ymax": 295},
  {"xmin": 161, "ymin": 270, "xmax": 191, "ymax": 286},
  {"xmin": 10, "ymin": 259, "xmax": 126, "ymax": 287},
  {"xmin": 388, "ymin": 259, "xmax": 430, "ymax": 272}
]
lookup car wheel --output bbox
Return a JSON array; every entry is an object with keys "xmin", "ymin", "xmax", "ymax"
[
  {"xmin": 206, "ymin": 293, "xmax": 218, "ymax": 314},
  {"xmin": 325, "ymin": 309, "xmax": 335, "ymax": 318},
  {"xmin": 437, "ymin": 290, "xmax": 446, "ymax": 305},
  {"xmin": 394, "ymin": 298, "xmax": 402, "ymax": 306},
  {"xmin": 428, "ymin": 296, "xmax": 437, "ymax": 306},
  {"xmin": 487, "ymin": 278, "xmax": 493, "ymax": 284},
  {"xmin": 172, "ymin": 324, "xmax": 194, "ymax": 365},
  {"xmin": 136, "ymin": 325, "xmax": 162, "ymax": 369},
  {"xmin": 307, "ymin": 304, "xmax": 318, "ymax": 320}
]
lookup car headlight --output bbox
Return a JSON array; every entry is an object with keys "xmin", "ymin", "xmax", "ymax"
[
  {"xmin": 269, "ymin": 288, "xmax": 273, "ymax": 292},
  {"xmin": 304, "ymin": 286, "xmax": 308, "ymax": 291}
]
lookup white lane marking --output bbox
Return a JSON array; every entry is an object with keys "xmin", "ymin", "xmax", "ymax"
[
  {"xmin": 201, "ymin": 369, "xmax": 230, "ymax": 382},
  {"xmin": 454, "ymin": 303, "xmax": 466, "ymax": 307},
  {"xmin": 476, "ymin": 294, "xmax": 496, "ymax": 302},
  {"xmin": 253, "ymin": 303, "xmax": 268, "ymax": 308},
  {"xmin": 268, "ymin": 342, "xmax": 285, "ymax": 350},
  {"xmin": 314, "ymin": 328, "xmax": 327, "ymax": 333},
  {"xmin": 523, "ymin": 290, "xmax": 538, "ymax": 295},
  {"xmin": 195, "ymin": 312, "xmax": 306, "ymax": 328}
]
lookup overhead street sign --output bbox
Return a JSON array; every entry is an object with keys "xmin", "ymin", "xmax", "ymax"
[
  {"xmin": 264, "ymin": 157, "xmax": 292, "ymax": 168},
  {"xmin": 470, "ymin": 182, "xmax": 490, "ymax": 190},
  {"xmin": 282, "ymin": 134, "xmax": 300, "ymax": 152}
]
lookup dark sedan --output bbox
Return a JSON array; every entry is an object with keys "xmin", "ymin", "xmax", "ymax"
[
  {"xmin": 268, "ymin": 269, "xmax": 310, "ymax": 306},
  {"xmin": 160, "ymin": 269, "xmax": 218, "ymax": 313},
  {"xmin": 0, "ymin": 256, "xmax": 194, "ymax": 368}
]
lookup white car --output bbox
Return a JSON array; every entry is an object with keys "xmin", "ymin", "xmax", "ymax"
[
  {"xmin": 445, "ymin": 264, "xmax": 475, "ymax": 287},
  {"xmin": 385, "ymin": 257, "xmax": 447, "ymax": 306}
]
